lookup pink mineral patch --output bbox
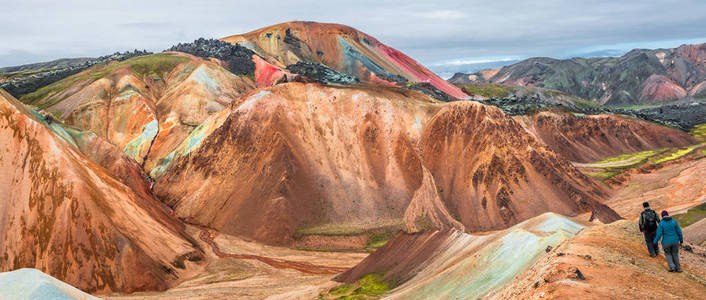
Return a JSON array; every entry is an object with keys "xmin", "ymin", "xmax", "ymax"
[
  {"xmin": 374, "ymin": 43, "xmax": 468, "ymax": 99},
  {"xmin": 640, "ymin": 74, "xmax": 687, "ymax": 103},
  {"xmin": 253, "ymin": 55, "xmax": 287, "ymax": 87}
]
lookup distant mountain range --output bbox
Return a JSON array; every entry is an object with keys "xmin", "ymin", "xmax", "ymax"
[
  {"xmin": 0, "ymin": 50, "xmax": 151, "ymax": 96},
  {"xmin": 0, "ymin": 57, "xmax": 92, "ymax": 73},
  {"xmin": 449, "ymin": 43, "xmax": 706, "ymax": 106}
]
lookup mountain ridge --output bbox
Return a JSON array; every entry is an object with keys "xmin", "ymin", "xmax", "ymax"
[
  {"xmin": 450, "ymin": 43, "xmax": 706, "ymax": 105},
  {"xmin": 222, "ymin": 21, "xmax": 468, "ymax": 99}
]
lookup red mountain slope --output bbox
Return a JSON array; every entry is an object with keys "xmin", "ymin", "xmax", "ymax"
[
  {"xmin": 0, "ymin": 90, "xmax": 205, "ymax": 294},
  {"xmin": 152, "ymin": 83, "xmax": 614, "ymax": 245}
]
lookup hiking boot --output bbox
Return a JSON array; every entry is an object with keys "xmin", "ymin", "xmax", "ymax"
[
  {"xmin": 676, "ymin": 269, "xmax": 683, "ymax": 273},
  {"xmin": 650, "ymin": 254, "xmax": 656, "ymax": 257},
  {"xmin": 668, "ymin": 269, "xmax": 675, "ymax": 272}
]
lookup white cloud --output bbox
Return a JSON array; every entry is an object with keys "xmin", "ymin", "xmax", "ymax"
[
  {"xmin": 1, "ymin": 0, "xmax": 705, "ymax": 67},
  {"xmin": 430, "ymin": 57, "xmax": 520, "ymax": 66},
  {"xmin": 414, "ymin": 10, "xmax": 466, "ymax": 20}
]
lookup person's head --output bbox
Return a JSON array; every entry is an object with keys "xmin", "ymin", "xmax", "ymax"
[
  {"xmin": 643, "ymin": 202, "xmax": 650, "ymax": 208},
  {"xmin": 661, "ymin": 210, "xmax": 669, "ymax": 217}
]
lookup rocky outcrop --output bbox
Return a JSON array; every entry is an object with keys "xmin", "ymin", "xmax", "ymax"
[
  {"xmin": 166, "ymin": 38, "xmax": 255, "ymax": 76},
  {"xmin": 285, "ymin": 62, "xmax": 359, "ymax": 85}
]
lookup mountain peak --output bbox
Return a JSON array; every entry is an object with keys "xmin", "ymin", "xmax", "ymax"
[{"xmin": 221, "ymin": 21, "xmax": 468, "ymax": 99}]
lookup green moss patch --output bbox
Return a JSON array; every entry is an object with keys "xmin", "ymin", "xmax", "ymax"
[
  {"xmin": 459, "ymin": 84, "xmax": 512, "ymax": 98},
  {"xmin": 583, "ymin": 143, "xmax": 706, "ymax": 182},
  {"xmin": 589, "ymin": 170, "xmax": 621, "ymax": 180},
  {"xmin": 126, "ymin": 54, "xmax": 190, "ymax": 78},
  {"xmin": 595, "ymin": 149, "xmax": 662, "ymax": 164},
  {"xmin": 365, "ymin": 231, "xmax": 397, "ymax": 249},
  {"xmin": 673, "ymin": 202, "xmax": 706, "ymax": 228},
  {"xmin": 294, "ymin": 220, "xmax": 403, "ymax": 237},
  {"xmin": 291, "ymin": 247, "xmax": 368, "ymax": 253},
  {"xmin": 327, "ymin": 283, "xmax": 358, "ymax": 297},
  {"xmin": 321, "ymin": 272, "xmax": 393, "ymax": 299},
  {"xmin": 294, "ymin": 221, "xmax": 401, "ymax": 252},
  {"xmin": 689, "ymin": 123, "xmax": 706, "ymax": 142},
  {"xmin": 584, "ymin": 148, "xmax": 676, "ymax": 181},
  {"xmin": 654, "ymin": 144, "xmax": 701, "ymax": 164}
]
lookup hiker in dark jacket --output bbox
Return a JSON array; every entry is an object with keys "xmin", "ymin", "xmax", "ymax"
[
  {"xmin": 653, "ymin": 210, "xmax": 684, "ymax": 272},
  {"xmin": 638, "ymin": 202, "xmax": 660, "ymax": 257}
]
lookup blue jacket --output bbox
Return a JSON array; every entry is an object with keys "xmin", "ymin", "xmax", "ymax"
[{"xmin": 653, "ymin": 216, "xmax": 683, "ymax": 245}]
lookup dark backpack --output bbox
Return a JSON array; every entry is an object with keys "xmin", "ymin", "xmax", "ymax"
[{"xmin": 643, "ymin": 209, "xmax": 658, "ymax": 231}]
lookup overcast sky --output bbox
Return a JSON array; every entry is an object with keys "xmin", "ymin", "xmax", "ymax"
[{"xmin": 2, "ymin": 0, "xmax": 705, "ymax": 77}]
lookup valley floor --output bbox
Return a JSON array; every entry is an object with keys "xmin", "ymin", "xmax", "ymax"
[
  {"xmin": 105, "ymin": 226, "xmax": 367, "ymax": 299},
  {"xmin": 102, "ymin": 148, "xmax": 706, "ymax": 299}
]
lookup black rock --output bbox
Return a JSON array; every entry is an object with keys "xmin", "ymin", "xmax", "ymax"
[
  {"xmin": 682, "ymin": 244, "xmax": 693, "ymax": 252},
  {"xmin": 406, "ymin": 82, "xmax": 455, "ymax": 102},
  {"xmin": 285, "ymin": 62, "xmax": 359, "ymax": 85},
  {"xmin": 574, "ymin": 268, "xmax": 586, "ymax": 280},
  {"xmin": 166, "ymin": 38, "xmax": 256, "ymax": 76}
]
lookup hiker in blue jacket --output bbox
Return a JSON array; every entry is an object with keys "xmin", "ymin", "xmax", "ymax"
[{"xmin": 653, "ymin": 210, "xmax": 684, "ymax": 272}]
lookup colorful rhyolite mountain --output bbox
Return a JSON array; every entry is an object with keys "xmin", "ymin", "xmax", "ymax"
[
  {"xmin": 336, "ymin": 213, "xmax": 584, "ymax": 299},
  {"xmin": 221, "ymin": 21, "xmax": 468, "ymax": 99},
  {"xmin": 151, "ymin": 82, "xmax": 618, "ymax": 245},
  {"xmin": 18, "ymin": 52, "xmax": 255, "ymax": 173},
  {"xmin": 0, "ymin": 90, "xmax": 205, "ymax": 294},
  {"xmin": 450, "ymin": 43, "xmax": 706, "ymax": 105}
]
